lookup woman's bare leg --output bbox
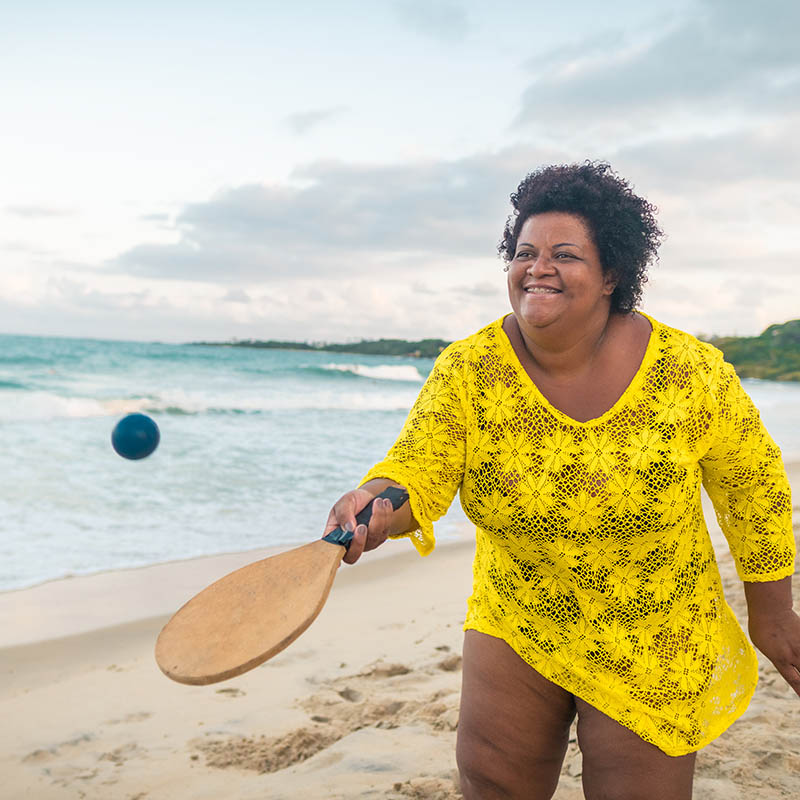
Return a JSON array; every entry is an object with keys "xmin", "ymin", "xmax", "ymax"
[
  {"xmin": 575, "ymin": 697, "xmax": 697, "ymax": 800},
  {"xmin": 457, "ymin": 630, "xmax": 576, "ymax": 799}
]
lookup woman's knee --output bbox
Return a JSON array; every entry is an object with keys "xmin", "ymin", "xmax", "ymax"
[
  {"xmin": 456, "ymin": 729, "xmax": 515, "ymax": 799},
  {"xmin": 457, "ymin": 631, "xmax": 576, "ymax": 799},
  {"xmin": 456, "ymin": 727, "xmax": 565, "ymax": 800}
]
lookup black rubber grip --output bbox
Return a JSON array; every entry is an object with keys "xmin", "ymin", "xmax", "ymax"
[{"xmin": 322, "ymin": 486, "xmax": 409, "ymax": 548}]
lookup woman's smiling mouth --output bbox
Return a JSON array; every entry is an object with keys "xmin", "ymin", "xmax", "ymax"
[{"xmin": 524, "ymin": 285, "xmax": 561, "ymax": 294}]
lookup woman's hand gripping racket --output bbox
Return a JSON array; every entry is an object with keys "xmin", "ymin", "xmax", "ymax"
[{"xmin": 155, "ymin": 486, "xmax": 409, "ymax": 685}]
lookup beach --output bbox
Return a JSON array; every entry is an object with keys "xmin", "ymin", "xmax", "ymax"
[{"xmin": 2, "ymin": 465, "xmax": 798, "ymax": 800}]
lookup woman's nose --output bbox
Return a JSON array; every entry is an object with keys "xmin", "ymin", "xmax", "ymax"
[{"xmin": 527, "ymin": 255, "xmax": 555, "ymax": 275}]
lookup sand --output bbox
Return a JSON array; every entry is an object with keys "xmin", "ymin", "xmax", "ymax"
[{"xmin": 2, "ymin": 464, "xmax": 798, "ymax": 800}]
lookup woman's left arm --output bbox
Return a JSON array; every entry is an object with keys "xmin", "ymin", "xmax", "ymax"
[
  {"xmin": 700, "ymin": 357, "xmax": 795, "ymax": 581},
  {"xmin": 699, "ymin": 355, "xmax": 797, "ymax": 695},
  {"xmin": 744, "ymin": 576, "xmax": 800, "ymax": 697}
]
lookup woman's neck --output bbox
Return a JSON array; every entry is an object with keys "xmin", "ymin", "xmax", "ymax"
[{"xmin": 506, "ymin": 308, "xmax": 617, "ymax": 382}]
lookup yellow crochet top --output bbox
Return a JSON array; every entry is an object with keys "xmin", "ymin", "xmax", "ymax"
[{"xmin": 362, "ymin": 314, "xmax": 795, "ymax": 756}]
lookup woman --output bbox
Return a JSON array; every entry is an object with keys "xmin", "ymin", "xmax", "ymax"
[{"xmin": 324, "ymin": 162, "xmax": 798, "ymax": 799}]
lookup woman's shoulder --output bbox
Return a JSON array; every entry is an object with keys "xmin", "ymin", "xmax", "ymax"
[
  {"xmin": 643, "ymin": 313, "xmax": 725, "ymax": 372},
  {"xmin": 424, "ymin": 319, "xmax": 513, "ymax": 394},
  {"xmin": 436, "ymin": 317, "xmax": 509, "ymax": 362}
]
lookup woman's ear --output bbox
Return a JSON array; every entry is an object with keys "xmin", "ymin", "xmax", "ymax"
[{"xmin": 603, "ymin": 271, "xmax": 618, "ymax": 295}]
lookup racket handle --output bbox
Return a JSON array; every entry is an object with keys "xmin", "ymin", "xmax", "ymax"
[{"xmin": 323, "ymin": 486, "xmax": 409, "ymax": 548}]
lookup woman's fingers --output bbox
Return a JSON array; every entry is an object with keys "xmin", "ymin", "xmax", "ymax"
[
  {"xmin": 364, "ymin": 496, "xmax": 392, "ymax": 552},
  {"xmin": 777, "ymin": 662, "xmax": 800, "ymax": 698},
  {"xmin": 341, "ymin": 496, "xmax": 393, "ymax": 564},
  {"xmin": 323, "ymin": 489, "xmax": 371, "ymax": 536},
  {"xmin": 342, "ymin": 523, "xmax": 368, "ymax": 564},
  {"xmin": 325, "ymin": 491, "xmax": 398, "ymax": 565}
]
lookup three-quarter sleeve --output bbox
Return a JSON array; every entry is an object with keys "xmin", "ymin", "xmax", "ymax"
[
  {"xmin": 360, "ymin": 343, "xmax": 468, "ymax": 555},
  {"xmin": 700, "ymin": 356, "xmax": 795, "ymax": 581}
]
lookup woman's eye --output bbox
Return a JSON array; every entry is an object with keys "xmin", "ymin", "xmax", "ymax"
[{"xmin": 555, "ymin": 252, "xmax": 575, "ymax": 259}]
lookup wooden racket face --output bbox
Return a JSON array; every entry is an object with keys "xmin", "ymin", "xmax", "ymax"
[{"xmin": 155, "ymin": 539, "xmax": 344, "ymax": 685}]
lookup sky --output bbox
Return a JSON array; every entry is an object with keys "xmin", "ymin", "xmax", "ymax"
[{"xmin": 2, "ymin": 0, "xmax": 798, "ymax": 343}]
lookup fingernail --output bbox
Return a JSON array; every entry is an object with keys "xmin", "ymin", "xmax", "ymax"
[
  {"xmin": 357, "ymin": 524, "xmax": 367, "ymax": 536},
  {"xmin": 344, "ymin": 521, "xmax": 354, "ymax": 533}
]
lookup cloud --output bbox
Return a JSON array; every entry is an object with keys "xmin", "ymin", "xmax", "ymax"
[
  {"xmin": 5, "ymin": 205, "xmax": 73, "ymax": 218},
  {"xmin": 514, "ymin": 0, "xmax": 800, "ymax": 137},
  {"xmin": 612, "ymin": 120, "xmax": 800, "ymax": 189},
  {"xmin": 110, "ymin": 148, "xmax": 553, "ymax": 282},
  {"xmin": 1, "ymin": 241, "xmax": 54, "ymax": 256},
  {"xmin": 646, "ymin": 268, "xmax": 797, "ymax": 339},
  {"xmin": 221, "ymin": 288, "xmax": 251, "ymax": 303},
  {"xmin": 45, "ymin": 276, "xmax": 154, "ymax": 312},
  {"xmin": 106, "ymin": 123, "xmax": 800, "ymax": 306},
  {"xmin": 393, "ymin": 0, "xmax": 470, "ymax": 42},
  {"xmin": 456, "ymin": 281, "xmax": 502, "ymax": 297},
  {"xmin": 284, "ymin": 106, "xmax": 348, "ymax": 136}
]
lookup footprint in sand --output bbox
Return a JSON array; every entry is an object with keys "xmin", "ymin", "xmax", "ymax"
[
  {"xmin": 393, "ymin": 773, "xmax": 462, "ymax": 799},
  {"xmin": 98, "ymin": 741, "xmax": 144, "ymax": 766},
  {"xmin": 23, "ymin": 732, "xmax": 94, "ymax": 763},
  {"xmin": 437, "ymin": 654, "xmax": 462, "ymax": 672},
  {"xmin": 104, "ymin": 711, "xmax": 153, "ymax": 725},
  {"xmin": 194, "ymin": 684, "xmax": 462, "ymax": 775},
  {"xmin": 378, "ymin": 622, "xmax": 406, "ymax": 631},
  {"xmin": 192, "ymin": 652, "xmax": 463, "ymax": 780},
  {"xmin": 22, "ymin": 748, "xmax": 57, "ymax": 764},
  {"xmin": 193, "ymin": 724, "xmax": 343, "ymax": 774},
  {"xmin": 216, "ymin": 687, "xmax": 246, "ymax": 698},
  {"xmin": 361, "ymin": 661, "xmax": 412, "ymax": 679}
]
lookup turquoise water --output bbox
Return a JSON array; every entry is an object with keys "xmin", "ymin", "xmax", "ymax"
[
  {"xmin": 1, "ymin": 333, "xmax": 797, "ymax": 591},
  {"xmin": 0, "ymin": 334, "xmax": 446, "ymax": 591}
]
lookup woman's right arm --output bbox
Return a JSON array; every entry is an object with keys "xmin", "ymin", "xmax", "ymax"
[{"xmin": 324, "ymin": 342, "xmax": 469, "ymax": 563}]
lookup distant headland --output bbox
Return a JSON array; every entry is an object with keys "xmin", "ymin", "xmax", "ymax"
[
  {"xmin": 193, "ymin": 319, "xmax": 800, "ymax": 380},
  {"xmin": 700, "ymin": 318, "xmax": 800, "ymax": 382},
  {"xmin": 192, "ymin": 337, "xmax": 450, "ymax": 359}
]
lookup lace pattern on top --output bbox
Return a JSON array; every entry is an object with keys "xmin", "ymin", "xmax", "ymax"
[{"xmin": 362, "ymin": 314, "xmax": 794, "ymax": 755}]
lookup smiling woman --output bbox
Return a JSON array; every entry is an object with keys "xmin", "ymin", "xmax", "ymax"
[{"xmin": 322, "ymin": 161, "xmax": 797, "ymax": 800}]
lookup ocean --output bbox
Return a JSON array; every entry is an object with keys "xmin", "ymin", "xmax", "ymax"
[{"xmin": 1, "ymin": 333, "xmax": 798, "ymax": 592}]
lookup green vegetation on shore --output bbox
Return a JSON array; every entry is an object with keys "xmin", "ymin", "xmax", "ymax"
[
  {"xmin": 702, "ymin": 319, "xmax": 800, "ymax": 381},
  {"xmin": 194, "ymin": 318, "xmax": 800, "ymax": 379},
  {"xmin": 194, "ymin": 337, "xmax": 450, "ymax": 359}
]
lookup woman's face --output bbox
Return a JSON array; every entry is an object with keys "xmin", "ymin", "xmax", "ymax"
[{"xmin": 507, "ymin": 212, "xmax": 615, "ymax": 332}]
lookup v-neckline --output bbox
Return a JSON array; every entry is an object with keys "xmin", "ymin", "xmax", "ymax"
[{"xmin": 495, "ymin": 312, "xmax": 659, "ymax": 426}]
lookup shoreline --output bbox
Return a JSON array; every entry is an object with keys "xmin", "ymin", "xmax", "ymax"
[
  {"xmin": 0, "ymin": 504, "xmax": 476, "ymax": 601},
  {"xmin": 0, "ymin": 520, "xmax": 478, "ymax": 648}
]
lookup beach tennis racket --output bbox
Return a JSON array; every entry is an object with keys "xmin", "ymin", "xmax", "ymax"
[{"xmin": 155, "ymin": 486, "xmax": 409, "ymax": 685}]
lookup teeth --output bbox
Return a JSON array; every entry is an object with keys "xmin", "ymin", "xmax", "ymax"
[{"xmin": 525, "ymin": 287, "xmax": 558, "ymax": 294}]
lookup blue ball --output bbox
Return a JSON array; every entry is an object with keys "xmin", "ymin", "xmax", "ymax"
[{"xmin": 111, "ymin": 413, "xmax": 160, "ymax": 460}]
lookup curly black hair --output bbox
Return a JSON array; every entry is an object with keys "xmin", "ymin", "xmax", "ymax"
[{"xmin": 498, "ymin": 161, "xmax": 663, "ymax": 314}]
